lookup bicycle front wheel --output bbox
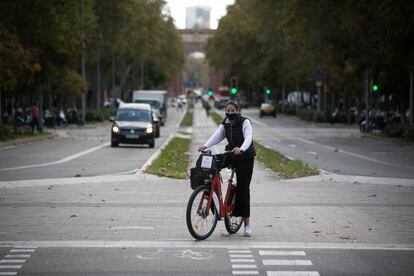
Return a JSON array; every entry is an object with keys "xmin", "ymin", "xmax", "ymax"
[{"xmin": 186, "ymin": 185, "xmax": 218, "ymax": 240}]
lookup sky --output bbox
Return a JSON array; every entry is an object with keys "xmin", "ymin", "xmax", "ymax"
[{"xmin": 164, "ymin": 0, "xmax": 235, "ymax": 29}]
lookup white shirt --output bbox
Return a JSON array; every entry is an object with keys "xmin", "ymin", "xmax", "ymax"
[{"xmin": 204, "ymin": 118, "xmax": 253, "ymax": 151}]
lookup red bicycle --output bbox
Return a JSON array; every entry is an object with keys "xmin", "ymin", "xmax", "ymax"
[{"xmin": 186, "ymin": 151, "xmax": 243, "ymax": 240}]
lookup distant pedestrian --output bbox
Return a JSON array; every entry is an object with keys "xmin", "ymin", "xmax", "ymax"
[
  {"xmin": 204, "ymin": 101, "xmax": 211, "ymax": 117},
  {"xmin": 31, "ymin": 102, "xmax": 40, "ymax": 132}
]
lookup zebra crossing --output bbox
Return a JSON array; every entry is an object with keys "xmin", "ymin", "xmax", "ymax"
[
  {"xmin": 0, "ymin": 247, "xmax": 36, "ymax": 275},
  {"xmin": 229, "ymin": 249, "xmax": 320, "ymax": 275}
]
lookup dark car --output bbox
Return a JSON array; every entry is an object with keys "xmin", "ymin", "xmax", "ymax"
[{"xmin": 111, "ymin": 103, "xmax": 155, "ymax": 148}]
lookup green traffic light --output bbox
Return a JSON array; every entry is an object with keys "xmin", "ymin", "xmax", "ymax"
[
  {"xmin": 231, "ymin": 88, "xmax": 237, "ymax": 94},
  {"xmin": 207, "ymin": 91, "xmax": 213, "ymax": 96},
  {"xmin": 265, "ymin": 89, "xmax": 271, "ymax": 95},
  {"xmin": 372, "ymin": 84, "xmax": 378, "ymax": 92}
]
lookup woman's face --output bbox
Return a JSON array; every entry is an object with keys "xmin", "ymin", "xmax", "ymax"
[{"xmin": 225, "ymin": 104, "xmax": 238, "ymax": 114}]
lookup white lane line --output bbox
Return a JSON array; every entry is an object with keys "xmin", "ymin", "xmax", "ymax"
[
  {"xmin": 0, "ymin": 143, "xmax": 109, "ymax": 171},
  {"xmin": 259, "ymin": 251, "xmax": 306, "ymax": 256},
  {"xmin": 230, "ymin": 254, "xmax": 254, "ymax": 258},
  {"xmin": 9, "ymin": 249, "xmax": 35, "ymax": 253},
  {"xmin": 0, "ymin": 260, "xmax": 25, "ymax": 264},
  {"xmin": 249, "ymin": 118, "xmax": 267, "ymax": 127},
  {"xmin": 110, "ymin": 226, "xmax": 155, "ymax": 230},
  {"xmin": 4, "ymin": 255, "xmax": 30, "ymax": 258},
  {"xmin": 296, "ymin": 138, "xmax": 315, "ymax": 145},
  {"xmin": 231, "ymin": 259, "xmax": 255, "ymax": 263},
  {"xmin": 0, "ymin": 272, "xmax": 18, "ymax": 276},
  {"xmin": 267, "ymin": 272, "xmax": 320, "ymax": 276},
  {"xmin": 232, "ymin": 271, "xmax": 259, "ymax": 275},
  {"xmin": 318, "ymin": 144, "xmax": 414, "ymax": 169},
  {"xmin": 232, "ymin": 264, "xmax": 257, "ymax": 269},
  {"xmin": 263, "ymin": 259, "xmax": 313, "ymax": 266},
  {"xmin": 0, "ymin": 265, "xmax": 22, "ymax": 269},
  {"xmin": 229, "ymin": 250, "xmax": 251, "ymax": 253},
  {"xmin": 2, "ymin": 241, "xmax": 414, "ymax": 250},
  {"xmin": 288, "ymin": 144, "xmax": 296, "ymax": 148}
]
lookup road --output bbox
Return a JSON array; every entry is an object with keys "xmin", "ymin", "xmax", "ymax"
[
  {"xmin": 242, "ymin": 108, "xmax": 414, "ymax": 179},
  {"xmin": 0, "ymin": 103, "xmax": 413, "ymax": 275},
  {"xmin": 0, "ymin": 107, "xmax": 186, "ymax": 181}
]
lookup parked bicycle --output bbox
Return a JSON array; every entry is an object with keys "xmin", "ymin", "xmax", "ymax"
[{"xmin": 186, "ymin": 150, "xmax": 243, "ymax": 240}]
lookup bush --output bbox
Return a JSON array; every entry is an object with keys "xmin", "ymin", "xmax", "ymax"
[
  {"xmin": 403, "ymin": 126, "xmax": 414, "ymax": 141},
  {"xmin": 0, "ymin": 124, "xmax": 12, "ymax": 140},
  {"xmin": 384, "ymin": 122, "xmax": 407, "ymax": 137}
]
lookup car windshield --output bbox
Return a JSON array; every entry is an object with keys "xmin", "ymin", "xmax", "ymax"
[
  {"xmin": 134, "ymin": 100, "xmax": 160, "ymax": 109},
  {"xmin": 116, "ymin": 109, "xmax": 151, "ymax": 122}
]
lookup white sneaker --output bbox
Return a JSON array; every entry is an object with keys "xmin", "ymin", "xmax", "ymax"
[{"xmin": 244, "ymin": 226, "xmax": 252, "ymax": 237}]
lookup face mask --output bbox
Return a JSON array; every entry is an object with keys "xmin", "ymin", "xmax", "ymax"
[{"xmin": 226, "ymin": 113, "xmax": 238, "ymax": 121}]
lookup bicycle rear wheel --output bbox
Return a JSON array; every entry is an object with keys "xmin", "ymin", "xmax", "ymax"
[
  {"xmin": 224, "ymin": 188, "xmax": 243, "ymax": 234},
  {"xmin": 186, "ymin": 185, "xmax": 218, "ymax": 240}
]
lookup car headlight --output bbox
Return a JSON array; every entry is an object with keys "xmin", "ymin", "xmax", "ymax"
[
  {"xmin": 146, "ymin": 126, "xmax": 153, "ymax": 134},
  {"xmin": 112, "ymin": 126, "xmax": 119, "ymax": 133}
]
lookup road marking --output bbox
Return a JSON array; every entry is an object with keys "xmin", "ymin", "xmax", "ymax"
[
  {"xmin": 249, "ymin": 118, "xmax": 267, "ymax": 127},
  {"xmin": 110, "ymin": 226, "xmax": 155, "ymax": 230},
  {"xmin": 263, "ymin": 259, "xmax": 312, "ymax": 266},
  {"xmin": 0, "ymin": 273, "xmax": 17, "ymax": 276},
  {"xmin": 9, "ymin": 249, "xmax": 34, "ymax": 253},
  {"xmin": 317, "ymin": 144, "xmax": 414, "ymax": 169},
  {"xmin": 307, "ymin": 151, "xmax": 317, "ymax": 156},
  {"xmin": 4, "ymin": 255, "xmax": 30, "ymax": 258},
  {"xmin": 229, "ymin": 250, "xmax": 252, "ymax": 253},
  {"xmin": 296, "ymin": 138, "xmax": 315, "ymax": 145},
  {"xmin": 288, "ymin": 144, "xmax": 296, "ymax": 148},
  {"xmin": 0, "ymin": 260, "xmax": 25, "ymax": 264},
  {"xmin": 0, "ymin": 266, "xmax": 22, "ymax": 269},
  {"xmin": 230, "ymin": 254, "xmax": 254, "ymax": 258},
  {"xmin": 0, "ymin": 143, "xmax": 109, "ymax": 171},
  {"xmin": 1, "ymin": 240, "xmax": 414, "ymax": 250},
  {"xmin": 232, "ymin": 264, "xmax": 257, "ymax": 269},
  {"xmin": 232, "ymin": 271, "xmax": 259, "ymax": 275},
  {"xmin": 267, "ymin": 272, "xmax": 320, "ymax": 276},
  {"xmin": 231, "ymin": 259, "xmax": 256, "ymax": 263},
  {"xmin": 259, "ymin": 251, "xmax": 306, "ymax": 256}
]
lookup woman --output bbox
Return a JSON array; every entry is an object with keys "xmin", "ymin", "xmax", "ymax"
[{"xmin": 198, "ymin": 100, "xmax": 256, "ymax": 237}]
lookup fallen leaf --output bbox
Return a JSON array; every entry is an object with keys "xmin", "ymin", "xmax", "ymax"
[
  {"xmin": 121, "ymin": 246, "xmax": 127, "ymax": 250},
  {"xmin": 70, "ymin": 215, "xmax": 77, "ymax": 218},
  {"xmin": 313, "ymin": 230, "xmax": 321, "ymax": 234},
  {"xmin": 339, "ymin": 235, "xmax": 352, "ymax": 240},
  {"xmin": 368, "ymin": 194, "xmax": 377, "ymax": 197},
  {"xmin": 265, "ymin": 224, "xmax": 273, "ymax": 227}
]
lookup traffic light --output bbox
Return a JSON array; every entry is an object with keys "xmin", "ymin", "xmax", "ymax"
[
  {"xmin": 265, "ymin": 87, "xmax": 271, "ymax": 95},
  {"xmin": 207, "ymin": 90, "xmax": 214, "ymax": 96},
  {"xmin": 369, "ymin": 80, "xmax": 379, "ymax": 93},
  {"xmin": 230, "ymin": 77, "xmax": 238, "ymax": 95}
]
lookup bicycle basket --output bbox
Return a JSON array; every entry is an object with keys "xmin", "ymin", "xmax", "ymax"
[{"xmin": 190, "ymin": 167, "xmax": 212, "ymax": 190}]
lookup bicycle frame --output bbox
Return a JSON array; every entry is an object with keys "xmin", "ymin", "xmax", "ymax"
[{"xmin": 204, "ymin": 168, "xmax": 236, "ymax": 219}]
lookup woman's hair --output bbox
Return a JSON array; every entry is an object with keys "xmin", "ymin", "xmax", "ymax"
[{"xmin": 224, "ymin": 100, "xmax": 240, "ymax": 111}]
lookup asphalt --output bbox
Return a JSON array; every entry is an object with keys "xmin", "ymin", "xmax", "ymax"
[{"xmin": 0, "ymin": 103, "xmax": 413, "ymax": 249}]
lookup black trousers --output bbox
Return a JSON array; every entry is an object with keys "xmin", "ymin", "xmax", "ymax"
[{"xmin": 233, "ymin": 157, "xmax": 254, "ymax": 218}]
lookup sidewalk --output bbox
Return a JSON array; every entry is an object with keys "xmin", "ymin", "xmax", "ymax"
[{"xmin": 0, "ymin": 103, "xmax": 413, "ymax": 247}]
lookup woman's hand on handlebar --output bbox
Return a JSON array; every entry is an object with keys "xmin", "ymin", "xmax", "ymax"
[
  {"xmin": 232, "ymin": 147, "xmax": 244, "ymax": 156},
  {"xmin": 198, "ymin": 144, "xmax": 207, "ymax": 152}
]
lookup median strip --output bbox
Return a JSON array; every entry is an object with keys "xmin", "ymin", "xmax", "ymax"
[{"xmin": 210, "ymin": 110, "xmax": 318, "ymax": 179}]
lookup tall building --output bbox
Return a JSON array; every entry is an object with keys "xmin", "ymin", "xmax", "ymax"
[{"xmin": 186, "ymin": 6, "xmax": 211, "ymax": 29}]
